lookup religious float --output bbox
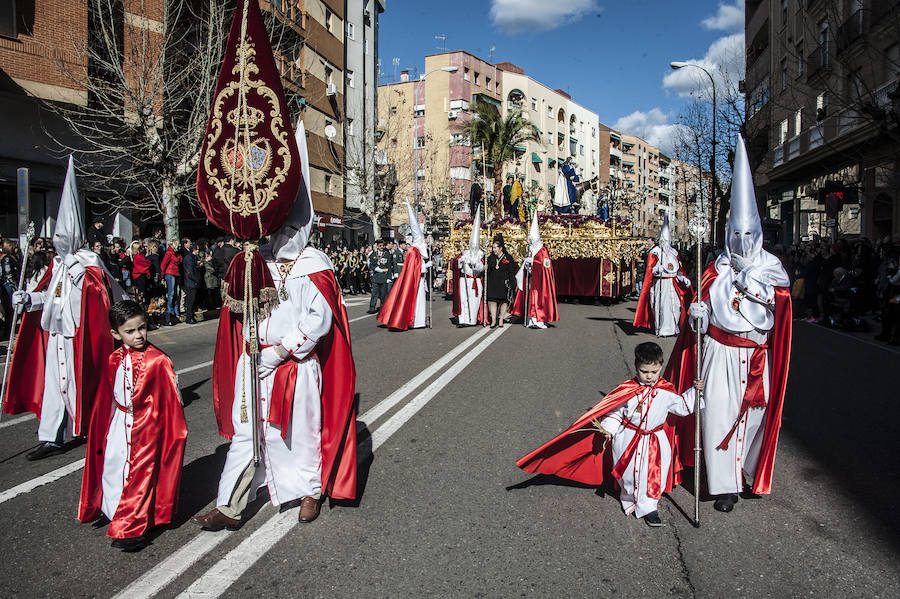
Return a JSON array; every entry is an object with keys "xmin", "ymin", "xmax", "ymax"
[{"xmin": 444, "ymin": 214, "xmax": 645, "ymax": 298}]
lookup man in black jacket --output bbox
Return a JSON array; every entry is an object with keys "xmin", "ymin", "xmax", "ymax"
[{"xmin": 182, "ymin": 238, "xmax": 202, "ymax": 324}]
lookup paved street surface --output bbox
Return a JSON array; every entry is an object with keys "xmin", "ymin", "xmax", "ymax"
[{"xmin": 1, "ymin": 294, "xmax": 898, "ymax": 598}]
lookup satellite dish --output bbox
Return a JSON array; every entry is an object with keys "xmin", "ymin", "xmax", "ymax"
[{"xmin": 324, "ymin": 124, "xmax": 337, "ymax": 139}]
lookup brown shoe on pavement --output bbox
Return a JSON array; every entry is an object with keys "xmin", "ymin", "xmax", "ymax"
[
  {"xmin": 298, "ymin": 496, "xmax": 321, "ymax": 523},
  {"xmin": 190, "ymin": 508, "xmax": 241, "ymax": 531}
]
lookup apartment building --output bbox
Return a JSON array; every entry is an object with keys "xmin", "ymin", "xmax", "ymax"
[
  {"xmin": 498, "ymin": 62, "xmax": 600, "ymax": 212},
  {"xmin": 377, "ymin": 50, "xmax": 503, "ymax": 228},
  {"xmin": 343, "ymin": 0, "xmax": 385, "ymax": 241},
  {"xmin": 744, "ymin": 0, "xmax": 900, "ymax": 243}
]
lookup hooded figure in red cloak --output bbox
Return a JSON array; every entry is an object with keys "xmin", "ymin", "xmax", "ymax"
[
  {"xmin": 633, "ymin": 211, "xmax": 691, "ymax": 337},
  {"xmin": 510, "ymin": 210, "xmax": 558, "ymax": 328}
]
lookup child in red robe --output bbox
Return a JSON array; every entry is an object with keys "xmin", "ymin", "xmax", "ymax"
[
  {"xmin": 78, "ymin": 300, "xmax": 187, "ymax": 552},
  {"xmin": 517, "ymin": 342, "xmax": 703, "ymax": 526}
]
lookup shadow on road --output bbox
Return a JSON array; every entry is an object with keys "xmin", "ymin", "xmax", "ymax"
[
  {"xmin": 173, "ymin": 443, "xmax": 229, "ymax": 526},
  {"xmin": 180, "ymin": 379, "xmax": 209, "ymax": 408},
  {"xmin": 333, "ymin": 394, "xmax": 372, "ymax": 509},
  {"xmin": 585, "ymin": 316, "xmax": 643, "ymax": 336}
]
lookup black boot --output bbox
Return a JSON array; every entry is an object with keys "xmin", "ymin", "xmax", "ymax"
[{"xmin": 713, "ymin": 493, "xmax": 739, "ymax": 513}]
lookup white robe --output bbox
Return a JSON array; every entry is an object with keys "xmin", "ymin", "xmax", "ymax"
[
  {"xmin": 648, "ymin": 246, "xmax": 685, "ymax": 337},
  {"xmin": 216, "ymin": 261, "xmax": 332, "ymax": 507},
  {"xmin": 102, "ymin": 353, "xmax": 135, "ymax": 519},
  {"xmin": 411, "ymin": 254, "xmax": 428, "ymax": 329},
  {"xmin": 601, "ymin": 386, "xmax": 696, "ymax": 517},
  {"xmin": 457, "ymin": 251, "xmax": 484, "ymax": 326}
]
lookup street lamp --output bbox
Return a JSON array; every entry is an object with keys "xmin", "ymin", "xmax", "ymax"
[
  {"xmin": 670, "ymin": 60, "xmax": 716, "ymax": 245},
  {"xmin": 413, "ymin": 66, "xmax": 458, "ymax": 216}
]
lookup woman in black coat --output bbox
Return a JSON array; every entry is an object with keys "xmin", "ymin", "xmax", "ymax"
[{"xmin": 485, "ymin": 235, "xmax": 517, "ymax": 328}]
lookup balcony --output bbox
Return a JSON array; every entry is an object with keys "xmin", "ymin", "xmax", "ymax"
[
  {"xmin": 746, "ymin": 0, "xmax": 769, "ymax": 40},
  {"xmin": 837, "ymin": 10, "xmax": 865, "ymax": 54},
  {"xmin": 806, "ymin": 42, "xmax": 830, "ymax": 79},
  {"xmin": 746, "ymin": 45, "xmax": 770, "ymax": 88},
  {"xmin": 609, "ymin": 146, "xmax": 622, "ymax": 160}
]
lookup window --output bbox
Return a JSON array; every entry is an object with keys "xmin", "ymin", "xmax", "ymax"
[
  {"xmin": 781, "ymin": 0, "xmax": 787, "ymax": 25},
  {"xmin": 781, "ymin": 57, "xmax": 787, "ymax": 90},
  {"xmin": 414, "ymin": 106, "xmax": 425, "ymax": 117},
  {"xmin": 531, "ymin": 98, "xmax": 537, "ymax": 110},
  {"xmin": 796, "ymin": 43, "xmax": 803, "ymax": 77},
  {"xmin": 819, "ymin": 19, "xmax": 829, "ymax": 67},
  {"xmin": 324, "ymin": 174, "xmax": 332, "ymax": 195},
  {"xmin": 346, "ymin": 70, "xmax": 354, "ymax": 88},
  {"xmin": 347, "ymin": 118, "xmax": 354, "ymax": 136},
  {"xmin": 325, "ymin": 9, "xmax": 334, "ymax": 34},
  {"xmin": 390, "ymin": 137, "xmax": 398, "ymax": 147},
  {"xmin": 449, "ymin": 167, "xmax": 471, "ymax": 180},
  {"xmin": 547, "ymin": 105, "xmax": 553, "ymax": 118},
  {"xmin": 793, "ymin": 108, "xmax": 802, "ymax": 136},
  {"xmin": 474, "ymin": 72, "xmax": 480, "ymax": 86},
  {"xmin": 346, "ymin": 21, "xmax": 354, "ymax": 40},
  {"xmin": 390, "ymin": 106, "xmax": 397, "ymax": 115},
  {"xmin": 816, "ymin": 92, "xmax": 827, "ymax": 121},
  {"xmin": 325, "ymin": 65, "xmax": 334, "ymax": 86},
  {"xmin": 779, "ymin": 118, "xmax": 789, "ymax": 144},
  {"xmin": 592, "ymin": 126, "xmax": 596, "ymax": 138},
  {"xmin": 416, "ymin": 169, "xmax": 425, "ymax": 180},
  {"xmin": 415, "ymin": 136, "xmax": 425, "ymax": 148},
  {"xmin": 579, "ymin": 144, "xmax": 584, "ymax": 156},
  {"xmin": 450, "ymin": 133, "xmax": 470, "ymax": 146},
  {"xmin": 486, "ymin": 76, "xmax": 491, "ymax": 89},
  {"xmin": 0, "ymin": 2, "xmax": 16, "ymax": 37},
  {"xmin": 464, "ymin": 67, "xmax": 470, "ymax": 81}
]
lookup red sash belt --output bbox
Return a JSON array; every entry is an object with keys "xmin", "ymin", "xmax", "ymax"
[
  {"xmin": 611, "ymin": 419, "xmax": 666, "ymax": 500},
  {"xmin": 246, "ymin": 342, "xmax": 299, "ymax": 440},
  {"xmin": 463, "ymin": 274, "xmax": 479, "ymax": 291},
  {"xmin": 707, "ymin": 325, "xmax": 768, "ymax": 450}
]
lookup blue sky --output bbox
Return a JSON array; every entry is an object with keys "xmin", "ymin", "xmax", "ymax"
[{"xmin": 377, "ymin": 0, "xmax": 745, "ymax": 154}]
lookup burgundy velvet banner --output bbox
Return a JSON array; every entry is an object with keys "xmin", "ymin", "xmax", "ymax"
[
  {"xmin": 196, "ymin": 0, "xmax": 300, "ymax": 242},
  {"xmin": 551, "ymin": 257, "xmax": 637, "ymax": 298}
]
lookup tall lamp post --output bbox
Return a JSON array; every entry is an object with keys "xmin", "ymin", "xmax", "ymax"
[
  {"xmin": 413, "ymin": 66, "xmax": 458, "ymax": 213},
  {"xmin": 670, "ymin": 61, "xmax": 717, "ymax": 246}
]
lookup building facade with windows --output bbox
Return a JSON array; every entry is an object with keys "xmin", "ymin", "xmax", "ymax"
[
  {"xmin": 744, "ymin": 0, "xmax": 900, "ymax": 244},
  {"xmin": 498, "ymin": 63, "xmax": 600, "ymax": 213}
]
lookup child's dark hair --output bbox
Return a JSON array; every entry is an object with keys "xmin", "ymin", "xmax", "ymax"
[
  {"xmin": 634, "ymin": 342, "xmax": 664, "ymax": 366},
  {"xmin": 109, "ymin": 300, "xmax": 147, "ymax": 330}
]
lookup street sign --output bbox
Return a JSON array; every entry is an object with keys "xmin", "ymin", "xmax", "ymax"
[{"xmin": 16, "ymin": 168, "xmax": 29, "ymax": 246}]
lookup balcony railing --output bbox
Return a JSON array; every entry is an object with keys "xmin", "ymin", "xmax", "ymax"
[{"xmin": 837, "ymin": 10, "xmax": 865, "ymax": 53}]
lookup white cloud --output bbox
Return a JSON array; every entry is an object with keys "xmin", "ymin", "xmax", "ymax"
[
  {"xmin": 662, "ymin": 32, "xmax": 745, "ymax": 98},
  {"xmin": 701, "ymin": 0, "xmax": 745, "ymax": 32},
  {"xmin": 612, "ymin": 108, "xmax": 686, "ymax": 155},
  {"xmin": 490, "ymin": 0, "xmax": 599, "ymax": 34}
]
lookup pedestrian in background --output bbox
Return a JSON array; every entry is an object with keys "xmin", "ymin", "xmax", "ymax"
[
  {"xmin": 182, "ymin": 239, "xmax": 202, "ymax": 324},
  {"xmin": 160, "ymin": 239, "xmax": 182, "ymax": 326},
  {"xmin": 129, "ymin": 240, "xmax": 151, "ymax": 309},
  {"xmin": 486, "ymin": 236, "xmax": 517, "ymax": 328},
  {"xmin": 367, "ymin": 239, "xmax": 392, "ymax": 314}
]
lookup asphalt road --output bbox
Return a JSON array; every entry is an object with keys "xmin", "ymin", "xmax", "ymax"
[{"xmin": 0, "ymin": 292, "xmax": 898, "ymax": 598}]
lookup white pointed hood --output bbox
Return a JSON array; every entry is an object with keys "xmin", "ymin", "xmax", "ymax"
[
  {"xmin": 269, "ymin": 118, "xmax": 314, "ymax": 262},
  {"xmin": 725, "ymin": 134, "xmax": 763, "ymax": 263},
  {"xmin": 658, "ymin": 210, "xmax": 671, "ymax": 250},
  {"xmin": 406, "ymin": 201, "xmax": 427, "ymax": 257},
  {"xmin": 53, "ymin": 156, "xmax": 85, "ymax": 258},
  {"xmin": 468, "ymin": 209, "xmax": 482, "ymax": 253},
  {"xmin": 526, "ymin": 209, "xmax": 542, "ymax": 256}
]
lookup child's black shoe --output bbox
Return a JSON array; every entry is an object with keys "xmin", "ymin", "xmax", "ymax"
[
  {"xmin": 643, "ymin": 511, "xmax": 663, "ymax": 527},
  {"xmin": 713, "ymin": 493, "xmax": 739, "ymax": 512}
]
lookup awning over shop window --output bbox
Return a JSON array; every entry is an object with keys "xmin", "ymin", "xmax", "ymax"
[{"xmin": 531, "ymin": 152, "xmax": 542, "ymax": 163}]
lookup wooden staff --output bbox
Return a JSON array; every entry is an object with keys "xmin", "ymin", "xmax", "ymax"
[{"xmin": 0, "ymin": 222, "xmax": 35, "ymax": 422}]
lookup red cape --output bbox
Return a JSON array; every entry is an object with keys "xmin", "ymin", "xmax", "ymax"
[
  {"xmin": 516, "ymin": 378, "xmax": 679, "ymax": 491},
  {"xmin": 79, "ymin": 344, "xmax": 187, "ymax": 539},
  {"xmin": 510, "ymin": 246, "xmax": 558, "ymax": 323},
  {"xmin": 633, "ymin": 252, "xmax": 691, "ymax": 330},
  {"xmin": 3, "ymin": 263, "xmax": 114, "ymax": 436},
  {"xmin": 449, "ymin": 254, "xmax": 485, "ymax": 324},
  {"xmin": 377, "ymin": 246, "xmax": 422, "ymax": 331},
  {"xmin": 663, "ymin": 262, "xmax": 792, "ymax": 494},
  {"xmin": 212, "ymin": 268, "xmax": 358, "ymax": 500}
]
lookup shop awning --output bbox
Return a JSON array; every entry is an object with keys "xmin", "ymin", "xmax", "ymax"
[
  {"xmin": 473, "ymin": 92, "xmax": 501, "ymax": 107},
  {"xmin": 315, "ymin": 213, "xmax": 344, "ymax": 229},
  {"xmin": 514, "ymin": 145, "xmax": 526, "ymax": 152},
  {"xmin": 531, "ymin": 152, "xmax": 542, "ymax": 163},
  {"xmin": 609, "ymin": 132, "xmax": 621, "ymax": 141},
  {"xmin": 623, "ymin": 161, "xmax": 635, "ymax": 166}
]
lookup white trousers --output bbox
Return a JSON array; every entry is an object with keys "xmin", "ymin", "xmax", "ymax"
[
  {"xmin": 610, "ymin": 429, "xmax": 673, "ymax": 518},
  {"xmin": 38, "ymin": 333, "xmax": 76, "ymax": 443},
  {"xmin": 216, "ymin": 353, "xmax": 323, "ymax": 515},
  {"xmin": 649, "ymin": 277, "xmax": 680, "ymax": 337},
  {"xmin": 457, "ymin": 277, "xmax": 482, "ymax": 325},
  {"xmin": 412, "ymin": 278, "xmax": 426, "ymax": 328}
]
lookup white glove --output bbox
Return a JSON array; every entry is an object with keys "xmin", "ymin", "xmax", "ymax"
[
  {"xmin": 689, "ymin": 302, "xmax": 709, "ymax": 333},
  {"xmin": 422, "ymin": 261, "xmax": 433, "ymax": 269},
  {"xmin": 63, "ymin": 254, "xmax": 86, "ymax": 284},
  {"xmin": 524, "ymin": 257, "xmax": 534, "ymax": 270},
  {"xmin": 257, "ymin": 345, "xmax": 286, "ymax": 379},
  {"xmin": 677, "ymin": 273, "xmax": 692, "ymax": 287},
  {"xmin": 11, "ymin": 290, "xmax": 30, "ymax": 308},
  {"xmin": 730, "ymin": 253, "xmax": 751, "ymax": 272}
]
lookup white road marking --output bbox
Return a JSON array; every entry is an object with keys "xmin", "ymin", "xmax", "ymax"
[
  {"xmin": 0, "ymin": 458, "xmax": 86, "ymax": 505},
  {"xmin": 348, "ymin": 313, "xmax": 375, "ymax": 323},
  {"xmin": 115, "ymin": 327, "xmax": 498, "ymax": 599},
  {"xmin": 176, "ymin": 361, "xmax": 214, "ymax": 375},
  {"xmin": 359, "ymin": 326, "xmax": 491, "ymax": 426},
  {"xmin": 0, "ymin": 414, "xmax": 34, "ymax": 430},
  {"xmin": 175, "ymin": 328, "xmax": 508, "ymax": 599}
]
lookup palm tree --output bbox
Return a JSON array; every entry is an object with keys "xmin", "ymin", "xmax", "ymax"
[{"xmin": 462, "ymin": 100, "xmax": 540, "ymax": 217}]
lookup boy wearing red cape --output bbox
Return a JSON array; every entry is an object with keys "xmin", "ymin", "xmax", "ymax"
[
  {"xmin": 665, "ymin": 135, "xmax": 792, "ymax": 513},
  {"xmin": 633, "ymin": 211, "xmax": 691, "ymax": 337},
  {"xmin": 510, "ymin": 211, "xmax": 558, "ymax": 329},
  {"xmin": 79, "ymin": 300, "xmax": 187, "ymax": 552},
  {"xmin": 518, "ymin": 342, "xmax": 702, "ymax": 526},
  {"xmin": 6, "ymin": 157, "xmax": 124, "ymax": 460},
  {"xmin": 192, "ymin": 121, "xmax": 357, "ymax": 530},
  {"xmin": 377, "ymin": 202, "xmax": 431, "ymax": 331}
]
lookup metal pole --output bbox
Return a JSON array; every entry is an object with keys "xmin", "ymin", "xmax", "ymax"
[
  {"xmin": 709, "ymin": 68, "xmax": 717, "ymax": 248},
  {"xmin": 0, "ymin": 223, "xmax": 35, "ymax": 421},
  {"xmin": 693, "ymin": 234, "xmax": 703, "ymax": 528}
]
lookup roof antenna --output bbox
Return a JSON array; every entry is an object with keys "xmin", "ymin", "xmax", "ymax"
[{"xmin": 435, "ymin": 34, "xmax": 447, "ymax": 52}]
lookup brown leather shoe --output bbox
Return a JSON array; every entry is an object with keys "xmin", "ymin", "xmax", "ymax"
[
  {"xmin": 190, "ymin": 508, "xmax": 241, "ymax": 531},
  {"xmin": 298, "ymin": 496, "xmax": 321, "ymax": 523}
]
